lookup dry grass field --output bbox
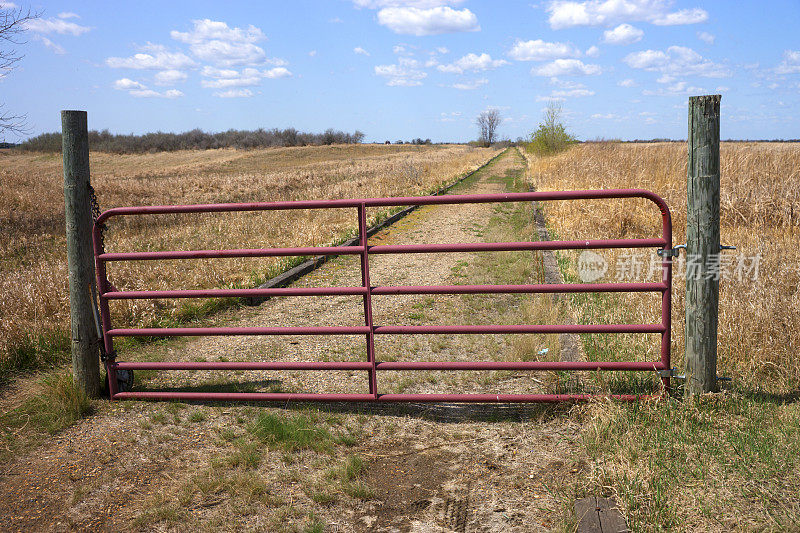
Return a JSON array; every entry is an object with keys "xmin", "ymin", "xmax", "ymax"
[
  {"xmin": 0, "ymin": 143, "xmax": 798, "ymax": 532},
  {"xmin": 0, "ymin": 144, "xmax": 499, "ymax": 376},
  {"xmin": 526, "ymin": 141, "xmax": 800, "ymax": 395}
]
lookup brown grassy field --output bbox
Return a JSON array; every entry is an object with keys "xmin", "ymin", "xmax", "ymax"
[
  {"xmin": 1, "ymin": 143, "xmax": 798, "ymax": 532},
  {"xmin": 525, "ymin": 141, "xmax": 800, "ymax": 395},
  {"xmin": 0, "ymin": 144, "xmax": 499, "ymax": 375}
]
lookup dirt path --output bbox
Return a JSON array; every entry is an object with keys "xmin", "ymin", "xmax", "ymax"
[{"xmin": 0, "ymin": 149, "xmax": 587, "ymax": 532}]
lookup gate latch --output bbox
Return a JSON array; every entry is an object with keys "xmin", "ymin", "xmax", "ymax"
[
  {"xmin": 657, "ymin": 368, "xmax": 685, "ymax": 379},
  {"xmin": 656, "ymin": 244, "xmax": 686, "ymax": 258},
  {"xmin": 658, "ymin": 244, "xmax": 737, "ymax": 257}
]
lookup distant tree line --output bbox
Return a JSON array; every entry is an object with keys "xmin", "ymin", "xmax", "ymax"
[{"xmin": 16, "ymin": 127, "xmax": 366, "ymax": 153}]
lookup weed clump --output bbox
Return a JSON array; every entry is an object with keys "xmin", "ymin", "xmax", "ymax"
[
  {"xmin": 2, "ymin": 371, "xmax": 93, "ymax": 436},
  {"xmin": 248, "ymin": 411, "xmax": 333, "ymax": 452}
]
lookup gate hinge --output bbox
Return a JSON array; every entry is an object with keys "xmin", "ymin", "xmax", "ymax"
[
  {"xmin": 657, "ymin": 368, "xmax": 685, "ymax": 379},
  {"xmin": 657, "ymin": 244, "xmax": 686, "ymax": 258}
]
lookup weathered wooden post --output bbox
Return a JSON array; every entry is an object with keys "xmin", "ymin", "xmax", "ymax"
[
  {"xmin": 685, "ymin": 95, "xmax": 721, "ymax": 395},
  {"xmin": 62, "ymin": 110, "xmax": 101, "ymax": 397}
]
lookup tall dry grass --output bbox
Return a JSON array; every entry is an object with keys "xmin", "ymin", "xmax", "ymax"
[
  {"xmin": 0, "ymin": 144, "xmax": 499, "ymax": 373},
  {"xmin": 526, "ymin": 142, "xmax": 800, "ymax": 394}
]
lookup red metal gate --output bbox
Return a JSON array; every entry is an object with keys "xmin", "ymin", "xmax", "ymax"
[{"xmin": 93, "ymin": 189, "xmax": 673, "ymax": 402}]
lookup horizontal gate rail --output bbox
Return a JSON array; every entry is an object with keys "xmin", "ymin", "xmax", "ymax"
[
  {"xmin": 106, "ymin": 323, "xmax": 666, "ymax": 338},
  {"xmin": 103, "ymin": 282, "xmax": 666, "ymax": 300},
  {"xmin": 93, "ymin": 188, "xmax": 673, "ymax": 402},
  {"xmin": 114, "ymin": 360, "xmax": 663, "ymax": 371}
]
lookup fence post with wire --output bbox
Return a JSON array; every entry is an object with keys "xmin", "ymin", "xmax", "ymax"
[{"xmin": 62, "ymin": 109, "xmax": 101, "ymax": 398}]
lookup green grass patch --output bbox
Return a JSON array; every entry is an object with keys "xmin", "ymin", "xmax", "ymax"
[
  {"xmin": 0, "ymin": 371, "xmax": 93, "ymax": 439},
  {"xmin": 329, "ymin": 454, "xmax": 375, "ymax": 500},
  {"xmin": 248, "ymin": 411, "xmax": 335, "ymax": 453},
  {"xmin": 0, "ymin": 328, "xmax": 71, "ymax": 384}
]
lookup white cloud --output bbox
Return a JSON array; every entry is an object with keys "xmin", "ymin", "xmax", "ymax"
[
  {"xmin": 776, "ymin": 50, "xmax": 800, "ymax": 74},
  {"xmin": 200, "ymin": 66, "xmax": 290, "ymax": 88},
  {"xmin": 697, "ymin": 31, "xmax": 715, "ymax": 44},
  {"xmin": 57, "ymin": 12, "xmax": 79, "ymax": 19},
  {"xmin": 214, "ymin": 88, "xmax": 254, "ymax": 98},
  {"xmin": 189, "ymin": 40, "xmax": 267, "ymax": 67},
  {"xmin": 374, "ymin": 58, "xmax": 427, "ymax": 86},
  {"xmin": 549, "ymin": 77, "xmax": 585, "ymax": 88},
  {"xmin": 309, "ymin": 50, "xmax": 317, "ymax": 57},
  {"xmin": 618, "ymin": 78, "xmax": 637, "ymax": 87},
  {"xmin": 438, "ymin": 111, "xmax": 462, "ymax": 122},
  {"xmin": 545, "ymin": 79, "xmax": 595, "ymax": 98},
  {"xmin": 114, "ymin": 77, "xmax": 183, "ymax": 99},
  {"xmin": 201, "ymin": 66, "xmax": 239, "ymax": 78},
  {"xmin": 451, "ymin": 78, "xmax": 488, "ymax": 90},
  {"xmin": 264, "ymin": 67, "xmax": 291, "ymax": 78},
  {"xmin": 624, "ymin": 49, "xmax": 668, "ymax": 69},
  {"xmin": 591, "ymin": 113, "xmax": 618, "ymax": 119},
  {"xmin": 436, "ymin": 46, "xmax": 449, "ymax": 54},
  {"xmin": 35, "ymin": 35, "xmax": 66, "ymax": 55},
  {"xmin": 114, "ymin": 78, "xmax": 146, "ymax": 91},
  {"xmin": 0, "ymin": 2, "xmax": 18, "ymax": 9},
  {"xmin": 154, "ymin": 69, "xmax": 188, "ymax": 85},
  {"xmin": 171, "ymin": 19, "xmax": 265, "ymax": 45},
  {"xmin": 130, "ymin": 88, "xmax": 183, "ymax": 98},
  {"xmin": 202, "ymin": 77, "xmax": 257, "ymax": 88},
  {"xmin": 437, "ymin": 53, "xmax": 508, "ymax": 74},
  {"xmin": 377, "ymin": 6, "xmax": 479, "ymax": 36},
  {"xmin": 652, "ymin": 8, "xmax": 708, "ymax": 25},
  {"xmin": 624, "ymin": 46, "xmax": 731, "ymax": 78},
  {"xmin": 106, "ymin": 45, "xmax": 197, "ymax": 70},
  {"xmin": 169, "ymin": 19, "xmax": 285, "ymax": 68},
  {"xmin": 585, "ymin": 45, "xmax": 600, "ymax": 57},
  {"xmin": 24, "ymin": 17, "xmax": 90, "ymax": 35},
  {"xmin": 552, "ymin": 88, "xmax": 594, "ymax": 97},
  {"xmin": 354, "ymin": 47, "xmax": 370, "ymax": 56},
  {"xmin": 546, "ymin": 0, "xmax": 708, "ymax": 29},
  {"xmin": 603, "ymin": 24, "xmax": 643, "ymax": 45},
  {"xmin": 642, "ymin": 80, "xmax": 704, "ymax": 95},
  {"xmin": 533, "ymin": 59, "xmax": 601, "ymax": 76},
  {"xmin": 507, "ymin": 39, "xmax": 580, "ymax": 61}
]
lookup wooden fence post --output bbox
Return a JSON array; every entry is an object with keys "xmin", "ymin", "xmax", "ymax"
[
  {"xmin": 62, "ymin": 110, "xmax": 100, "ymax": 398},
  {"xmin": 685, "ymin": 95, "xmax": 721, "ymax": 395}
]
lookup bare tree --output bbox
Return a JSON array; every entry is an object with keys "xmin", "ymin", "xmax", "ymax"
[
  {"xmin": 475, "ymin": 109, "xmax": 502, "ymax": 147},
  {"xmin": 1, "ymin": 5, "xmax": 39, "ymax": 140}
]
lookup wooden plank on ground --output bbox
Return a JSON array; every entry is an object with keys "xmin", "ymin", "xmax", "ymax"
[{"xmin": 575, "ymin": 496, "xmax": 629, "ymax": 533}]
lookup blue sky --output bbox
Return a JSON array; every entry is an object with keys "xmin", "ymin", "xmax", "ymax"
[{"xmin": 2, "ymin": 0, "xmax": 799, "ymax": 142}]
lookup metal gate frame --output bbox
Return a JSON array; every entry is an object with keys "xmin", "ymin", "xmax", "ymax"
[{"xmin": 93, "ymin": 189, "xmax": 672, "ymax": 402}]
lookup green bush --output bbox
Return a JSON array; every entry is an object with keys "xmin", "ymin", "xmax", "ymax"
[{"xmin": 526, "ymin": 101, "xmax": 576, "ymax": 156}]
